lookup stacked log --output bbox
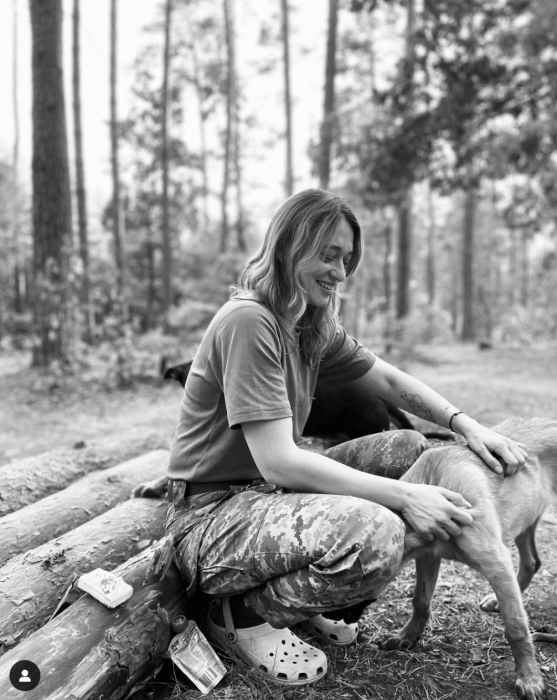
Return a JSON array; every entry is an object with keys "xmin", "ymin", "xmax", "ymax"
[
  {"xmin": 0, "ymin": 432, "xmax": 170, "ymax": 516},
  {"xmin": 0, "ymin": 434, "xmax": 205, "ymax": 699},
  {"xmin": 0, "ymin": 549, "xmax": 187, "ymax": 700},
  {"xmin": 0, "ymin": 450, "xmax": 169, "ymax": 564},
  {"xmin": 0, "ymin": 497, "xmax": 167, "ymax": 654}
]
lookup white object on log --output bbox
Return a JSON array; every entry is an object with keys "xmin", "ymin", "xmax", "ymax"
[
  {"xmin": 0, "ymin": 497, "xmax": 167, "ymax": 654},
  {"xmin": 0, "ymin": 547, "xmax": 187, "ymax": 700}
]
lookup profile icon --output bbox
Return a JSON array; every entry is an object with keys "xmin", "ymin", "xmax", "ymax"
[{"xmin": 9, "ymin": 660, "xmax": 41, "ymax": 691}]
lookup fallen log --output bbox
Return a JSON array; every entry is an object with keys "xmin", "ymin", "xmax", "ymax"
[
  {"xmin": 0, "ymin": 450, "xmax": 169, "ymax": 564},
  {"xmin": 0, "ymin": 497, "xmax": 167, "ymax": 655},
  {"xmin": 0, "ymin": 548, "xmax": 189, "ymax": 700},
  {"xmin": 0, "ymin": 432, "xmax": 170, "ymax": 516}
]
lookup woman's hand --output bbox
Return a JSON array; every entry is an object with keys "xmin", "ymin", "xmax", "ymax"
[
  {"xmin": 452, "ymin": 416, "xmax": 528, "ymax": 475},
  {"xmin": 401, "ymin": 483, "xmax": 473, "ymax": 541}
]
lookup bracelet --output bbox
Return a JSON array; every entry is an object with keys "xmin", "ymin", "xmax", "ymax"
[{"xmin": 449, "ymin": 411, "xmax": 463, "ymax": 432}]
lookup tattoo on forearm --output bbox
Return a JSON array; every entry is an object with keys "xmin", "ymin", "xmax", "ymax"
[
  {"xmin": 401, "ymin": 391, "xmax": 435, "ymax": 422},
  {"xmin": 438, "ymin": 400, "xmax": 453, "ymax": 416}
]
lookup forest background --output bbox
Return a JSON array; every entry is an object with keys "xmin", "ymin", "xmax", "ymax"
[{"xmin": 1, "ymin": 0, "xmax": 557, "ymax": 383}]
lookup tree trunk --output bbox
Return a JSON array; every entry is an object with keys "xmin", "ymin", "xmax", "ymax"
[
  {"xmin": 281, "ymin": 0, "xmax": 294, "ymax": 197},
  {"xmin": 0, "ymin": 434, "xmax": 169, "ymax": 517},
  {"xmin": 0, "ymin": 549, "xmax": 185, "ymax": 700},
  {"xmin": 10, "ymin": 0, "xmax": 21, "ymax": 325},
  {"xmin": 110, "ymin": 0, "xmax": 125, "ymax": 308},
  {"xmin": 395, "ymin": 0, "xmax": 416, "ymax": 321},
  {"xmin": 30, "ymin": 0, "xmax": 73, "ymax": 367},
  {"xmin": 0, "ymin": 450, "xmax": 169, "ymax": 564},
  {"xmin": 220, "ymin": 0, "xmax": 233, "ymax": 253},
  {"xmin": 319, "ymin": 0, "xmax": 338, "ymax": 190},
  {"xmin": 426, "ymin": 184, "xmax": 436, "ymax": 304},
  {"xmin": 382, "ymin": 215, "xmax": 394, "ymax": 346},
  {"xmin": 72, "ymin": 0, "xmax": 92, "ymax": 344},
  {"xmin": 146, "ymin": 234, "xmax": 155, "ymax": 330},
  {"xmin": 161, "ymin": 0, "xmax": 173, "ymax": 319},
  {"xmin": 0, "ymin": 498, "xmax": 166, "ymax": 654},
  {"xmin": 396, "ymin": 190, "xmax": 412, "ymax": 319},
  {"xmin": 461, "ymin": 183, "xmax": 476, "ymax": 341},
  {"xmin": 191, "ymin": 42, "xmax": 210, "ymax": 235},
  {"xmin": 520, "ymin": 229, "xmax": 529, "ymax": 307}
]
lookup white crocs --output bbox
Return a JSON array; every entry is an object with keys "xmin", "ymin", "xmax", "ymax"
[
  {"xmin": 205, "ymin": 597, "xmax": 328, "ymax": 686},
  {"xmin": 302, "ymin": 614, "xmax": 358, "ymax": 646}
]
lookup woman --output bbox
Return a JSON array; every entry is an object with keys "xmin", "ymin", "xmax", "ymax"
[{"xmin": 165, "ymin": 189, "xmax": 526, "ymax": 687}]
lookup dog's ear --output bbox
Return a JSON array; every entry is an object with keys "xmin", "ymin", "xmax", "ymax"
[{"xmin": 163, "ymin": 367, "xmax": 177, "ymax": 381}]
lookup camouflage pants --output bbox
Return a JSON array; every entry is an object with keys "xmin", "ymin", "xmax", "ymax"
[{"xmin": 167, "ymin": 430, "xmax": 429, "ymax": 629}]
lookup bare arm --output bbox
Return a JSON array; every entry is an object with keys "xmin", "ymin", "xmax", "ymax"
[
  {"xmin": 242, "ymin": 416, "xmax": 473, "ymax": 541},
  {"xmin": 359, "ymin": 357, "xmax": 528, "ymax": 474}
]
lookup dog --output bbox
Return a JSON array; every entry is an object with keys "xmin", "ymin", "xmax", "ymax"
[
  {"xmin": 161, "ymin": 359, "xmax": 417, "ymax": 438},
  {"xmin": 374, "ymin": 416, "xmax": 557, "ymax": 700}
]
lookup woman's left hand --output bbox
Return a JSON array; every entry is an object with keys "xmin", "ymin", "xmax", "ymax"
[{"xmin": 460, "ymin": 423, "xmax": 528, "ymax": 475}]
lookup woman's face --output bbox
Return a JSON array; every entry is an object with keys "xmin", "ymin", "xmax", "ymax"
[{"xmin": 300, "ymin": 217, "xmax": 354, "ymax": 307}]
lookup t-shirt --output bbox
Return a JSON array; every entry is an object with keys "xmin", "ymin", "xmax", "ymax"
[{"xmin": 166, "ymin": 298, "xmax": 376, "ymax": 482}]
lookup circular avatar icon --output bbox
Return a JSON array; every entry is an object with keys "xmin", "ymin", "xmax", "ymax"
[{"xmin": 9, "ymin": 660, "xmax": 41, "ymax": 691}]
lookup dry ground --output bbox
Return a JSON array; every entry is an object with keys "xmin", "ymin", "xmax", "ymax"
[{"xmin": 1, "ymin": 341, "xmax": 556, "ymax": 700}]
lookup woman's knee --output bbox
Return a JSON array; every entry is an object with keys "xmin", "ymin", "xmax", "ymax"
[
  {"xmin": 324, "ymin": 429, "xmax": 429, "ymax": 478},
  {"xmin": 315, "ymin": 497, "xmax": 405, "ymax": 579}
]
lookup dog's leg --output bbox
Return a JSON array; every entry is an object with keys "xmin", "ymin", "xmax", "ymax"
[
  {"xmin": 131, "ymin": 476, "xmax": 168, "ymax": 499},
  {"xmin": 473, "ymin": 543, "xmax": 547, "ymax": 700},
  {"xmin": 380, "ymin": 553, "xmax": 441, "ymax": 650},
  {"xmin": 480, "ymin": 519, "xmax": 541, "ymax": 614}
]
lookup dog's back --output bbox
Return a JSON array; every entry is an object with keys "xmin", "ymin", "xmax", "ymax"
[{"xmin": 400, "ymin": 416, "xmax": 557, "ymax": 556}]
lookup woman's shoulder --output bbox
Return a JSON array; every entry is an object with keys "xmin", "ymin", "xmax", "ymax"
[{"xmin": 212, "ymin": 296, "xmax": 280, "ymax": 332}]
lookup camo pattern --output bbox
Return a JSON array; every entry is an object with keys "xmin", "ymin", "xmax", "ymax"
[
  {"xmin": 167, "ymin": 429, "xmax": 430, "ymax": 627},
  {"xmin": 323, "ymin": 429, "xmax": 430, "ymax": 480}
]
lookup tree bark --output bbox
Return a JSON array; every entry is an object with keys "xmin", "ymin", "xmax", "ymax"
[
  {"xmin": 0, "ymin": 449, "xmax": 169, "ymax": 563},
  {"xmin": 281, "ymin": 0, "xmax": 294, "ymax": 197},
  {"xmin": 0, "ymin": 433, "xmax": 169, "ymax": 517},
  {"xmin": 0, "ymin": 549, "xmax": 185, "ymax": 700},
  {"xmin": 30, "ymin": 0, "xmax": 73, "ymax": 366},
  {"xmin": 161, "ymin": 0, "xmax": 173, "ymax": 319},
  {"xmin": 461, "ymin": 182, "xmax": 476, "ymax": 341},
  {"xmin": 0, "ymin": 498, "xmax": 166, "ymax": 654},
  {"xmin": 319, "ymin": 0, "xmax": 338, "ymax": 190}
]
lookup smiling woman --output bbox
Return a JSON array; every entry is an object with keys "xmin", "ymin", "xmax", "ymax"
[
  {"xmin": 300, "ymin": 217, "xmax": 354, "ymax": 307},
  {"xmin": 164, "ymin": 188, "xmax": 528, "ymax": 688}
]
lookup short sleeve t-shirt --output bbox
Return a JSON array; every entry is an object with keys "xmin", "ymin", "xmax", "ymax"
[{"xmin": 166, "ymin": 298, "xmax": 376, "ymax": 482}]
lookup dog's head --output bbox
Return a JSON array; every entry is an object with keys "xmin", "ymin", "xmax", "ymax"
[{"xmin": 163, "ymin": 360, "xmax": 193, "ymax": 388}]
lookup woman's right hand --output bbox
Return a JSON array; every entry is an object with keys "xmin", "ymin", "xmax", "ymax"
[{"xmin": 400, "ymin": 483, "xmax": 473, "ymax": 541}]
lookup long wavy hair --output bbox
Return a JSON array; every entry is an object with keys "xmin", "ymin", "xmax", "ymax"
[{"xmin": 232, "ymin": 189, "xmax": 362, "ymax": 368}]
